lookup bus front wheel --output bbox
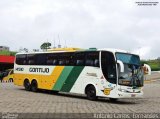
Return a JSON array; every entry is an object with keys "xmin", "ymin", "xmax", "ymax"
[
  {"xmin": 86, "ymin": 85, "xmax": 97, "ymax": 100},
  {"xmin": 31, "ymin": 80, "xmax": 38, "ymax": 92},
  {"xmin": 24, "ymin": 79, "xmax": 31, "ymax": 91}
]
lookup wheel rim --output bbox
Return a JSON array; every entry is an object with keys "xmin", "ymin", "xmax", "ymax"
[
  {"xmin": 31, "ymin": 81, "xmax": 37, "ymax": 92},
  {"xmin": 24, "ymin": 80, "xmax": 30, "ymax": 91},
  {"xmin": 89, "ymin": 90, "xmax": 95, "ymax": 97},
  {"xmin": 87, "ymin": 87, "xmax": 96, "ymax": 99}
]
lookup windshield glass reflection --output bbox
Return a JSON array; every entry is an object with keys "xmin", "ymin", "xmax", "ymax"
[{"xmin": 116, "ymin": 53, "xmax": 144, "ymax": 87}]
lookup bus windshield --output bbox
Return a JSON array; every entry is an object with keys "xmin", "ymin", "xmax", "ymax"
[
  {"xmin": 116, "ymin": 53, "xmax": 143, "ymax": 87},
  {"xmin": 116, "ymin": 53, "xmax": 140, "ymax": 65}
]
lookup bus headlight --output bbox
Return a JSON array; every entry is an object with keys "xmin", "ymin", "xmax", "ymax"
[
  {"xmin": 118, "ymin": 88, "xmax": 141, "ymax": 93},
  {"xmin": 118, "ymin": 88, "xmax": 127, "ymax": 92}
]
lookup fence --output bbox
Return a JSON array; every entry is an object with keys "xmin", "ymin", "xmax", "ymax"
[{"xmin": 0, "ymin": 79, "xmax": 13, "ymax": 83}]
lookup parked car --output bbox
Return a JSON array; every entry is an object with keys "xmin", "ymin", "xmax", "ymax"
[
  {"xmin": 0, "ymin": 71, "xmax": 3, "ymax": 81},
  {"xmin": 3, "ymin": 69, "xmax": 14, "ymax": 82}
]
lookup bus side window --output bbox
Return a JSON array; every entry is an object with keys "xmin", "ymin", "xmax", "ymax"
[
  {"xmin": 58, "ymin": 53, "xmax": 73, "ymax": 66},
  {"xmin": 46, "ymin": 59, "xmax": 53, "ymax": 65},
  {"xmin": 74, "ymin": 52, "xmax": 85, "ymax": 66},
  {"xmin": 85, "ymin": 52, "xmax": 99, "ymax": 67},
  {"xmin": 68, "ymin": 52, "xmax": 74, "ymax": 66},
  {"xmin": 58, "ymin": 53, "xmax": 65, "ymax": 66},
  {"xmin": 65, "ymin": 60, "xmax": 70, "ymax": 65},
  {"xmin": 16, "ymin": 54, "xmax": 27, "ymax": 65},
  {"xmin": 76, "ymin": 60, "xmax": 84, "ymax": 66},
  {"xmin": 59, "ymin": 60, "xmax": 65, "ymax": 65},
  {"xmin": 28, "ymin": 60, "xmax": 34, "ymax": 65},
  {"xmin": 94, "ymin": 59, "xmax": 99, "ymax": 67},
  {"xmin": 36, "ymin": 54, "xmax": 46, "ymax": 65},
  {"xmin": 85, "ymin": 60, "xmax": 94, "ymax": 66},
  {"xmin": 27, "ymin": 54, "xmax": 35, "ymax": 65},
  {"xmin": 46, "ymin": 53, "xmax": 57, "ymax": 65},
  {"xmin": 23, "ymin": 60, "xmax": 27, "ymax": 65},
  {"xmin": 53, "ymin": 59, "xmax": 58, "ymax": 65}
]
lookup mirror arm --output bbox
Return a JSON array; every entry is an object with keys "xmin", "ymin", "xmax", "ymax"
[{"xmin": 117, "ymin": 60, "xmax": 124, "ymax": 72}]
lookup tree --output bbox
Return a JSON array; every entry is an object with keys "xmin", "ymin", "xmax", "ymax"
[
  {"xmin": 40, "ymin": 42, "xmax": 51, "ymax": 50},
  {"xmin": 157, "ymin": 57, "xmax": 160, "ymax": 67},
  {"xmin": 19, "ymin": 47, "xmax": 28, "ymax": 53}
]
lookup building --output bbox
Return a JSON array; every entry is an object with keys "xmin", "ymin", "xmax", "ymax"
[
  {"xmin": 0, "ymin": 46, "xmax": 15, "ymax": 71},
  {"xmin": 0, "ymin": 46, "xmax": 9, "ymax": 51},
  {"xmin": 0, "ymin": 55, "xmax": 15, "ymax": 71}
]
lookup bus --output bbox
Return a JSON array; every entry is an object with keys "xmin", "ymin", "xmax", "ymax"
[{"xmin": 13, "ymin": 48, "xmax": 146, "ymax": 101}]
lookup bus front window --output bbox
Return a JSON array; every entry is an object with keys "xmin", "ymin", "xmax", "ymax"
[{"xmin": 116, "ymin": 53, "xmax": 144, "ymax": 87}]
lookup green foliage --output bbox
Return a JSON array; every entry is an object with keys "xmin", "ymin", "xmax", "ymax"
[
  {"xmin": 40, "ymin": 42, "xmax": 51, "ymax": 50},
  {"xmin": 0, "ymin": 50, "xmax": 17, "ymax": 56},
  {"xmin": 10, "ymin": 51, "xmax": 17, "ymax": 56},
  {"xmin": 0, "ymin": 50, "xmax": 10, "ymax": 55},
  {"xmin": 142, "ymin": 59, "xmax": 160, "ymax": 71},
  {"xmin": 140, "ymin": 60, "xmax": 148, "ymax": 65}
]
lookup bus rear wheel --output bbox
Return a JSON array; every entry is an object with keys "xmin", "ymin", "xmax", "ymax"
[
  {"xmin": 86, "ymin": 85, "xmax": 97, "ymax": 100},
  {"xmin": 31, "ymin": 80, "xmax": 38, "ymax": 92},
  {"xmin": 24, "ymin": 80, "xmax": 31, "ymax": 91}
]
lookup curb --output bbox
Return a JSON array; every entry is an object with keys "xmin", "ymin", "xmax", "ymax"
[
  {"xmin": 144, "ymin": 79, "xmax": 157, "ymax": 83},
  {"xmin": 0, "ymin": 80, "xmax": 13, "ymax": 83}
]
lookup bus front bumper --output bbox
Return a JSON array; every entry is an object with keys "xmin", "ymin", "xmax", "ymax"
[{"xmin": 117, "ymin": 91, "xmax": 143, "ymax": 98}]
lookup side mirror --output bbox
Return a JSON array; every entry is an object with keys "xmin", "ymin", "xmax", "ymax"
[
  {"xmin": 143, "ymin": 64, "xmax": 151, "ymax": 75},
  {"xmin": 117, "ymin": 60, "xmax": 124, "ymax": 72}
]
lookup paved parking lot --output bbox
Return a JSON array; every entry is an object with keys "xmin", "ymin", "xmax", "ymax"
[
  {"xmin": 0, "ymin": 75, "xmax": 160, "ymax": 118},
  {"xmin": 0, "ymin": 80, "xmax": 160, "ymax": 113}
]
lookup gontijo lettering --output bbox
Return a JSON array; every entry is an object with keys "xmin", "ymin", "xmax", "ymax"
[{"xmin": 29, "ymin": 68, "xmax": 49, "ymax": 73}]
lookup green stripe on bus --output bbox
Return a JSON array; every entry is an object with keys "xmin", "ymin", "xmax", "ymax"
[
  {"xmin": 60, "ymin": 66, "xmax": 84, "ymax": 92},
  {"xmin": 52, "ymin": 66, "xmax": 74, "ymax": 91}
]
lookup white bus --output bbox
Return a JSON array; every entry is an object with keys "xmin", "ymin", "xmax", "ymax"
[{"xmin": 14, "ymin": 48, "xmax": 145, "ymax": 101}]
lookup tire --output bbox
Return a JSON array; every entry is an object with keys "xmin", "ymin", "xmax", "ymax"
[
  {"xmin": 9, "ymin": 78, "xmax": 13, "ymax": 82},
  {"xmin": 109, "ymin": 98, "xmax": 118, "ymax": 102},
  {"xmin": 31, "ymin": 80, "xmax": 38, "ymax": 92},
  {"xmin": 24, "ymin": 80, "xmax": 31, "ymax": 91},
  {"xmin": 86, "ymin": 85, "xmax": 97, "ymax": 100}
]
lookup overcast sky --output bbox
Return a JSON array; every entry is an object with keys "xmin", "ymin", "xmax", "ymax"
[{"xmin": 0, "ymin": 0, "xmax": 159, "ymax": 59}]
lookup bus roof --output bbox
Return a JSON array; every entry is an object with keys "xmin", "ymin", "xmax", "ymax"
[
  {"xmin": 98, "ymin": 48, "xmax": 128, "ymax": 53},
  {"xmin": 47, "ymin": 47, "xmax": 83, "ymax": 52},
  {"xmin": 16, "ymin": 47, "xmax": 129, "ymax": 55}
]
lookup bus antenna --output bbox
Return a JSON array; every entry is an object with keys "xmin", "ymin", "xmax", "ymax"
[
  {"xmin": 64, "ymin": 39, "xmax": 67, "ymax": 48},
  {"xmin": 58, "ymin": 34, "xmax": 61, "ymax": 48},
  {"xmin": 53, "ymin": 37, "xmax": 56, "ymax": 49}
]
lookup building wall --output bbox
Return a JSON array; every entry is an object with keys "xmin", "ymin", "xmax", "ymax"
[
  {"xmin": 0, "ymin": 55, "xmax": 15, "ymax": 63},
  {"xmin": 0, "ymin": 46, "xmax": 9, "ymax": 51},
  {"xmin": 0, "ymin": 55, "xmax": 15, "ymax": 71}
]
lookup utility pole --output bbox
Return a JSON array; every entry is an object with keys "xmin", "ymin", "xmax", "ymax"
[
  {"xmin": 58, "ymin": 34, "xmax": 61, "ymax": 48},
  {"xmin": 53, "ymin": 37, "xmax": 56, "ymax": 49}
]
